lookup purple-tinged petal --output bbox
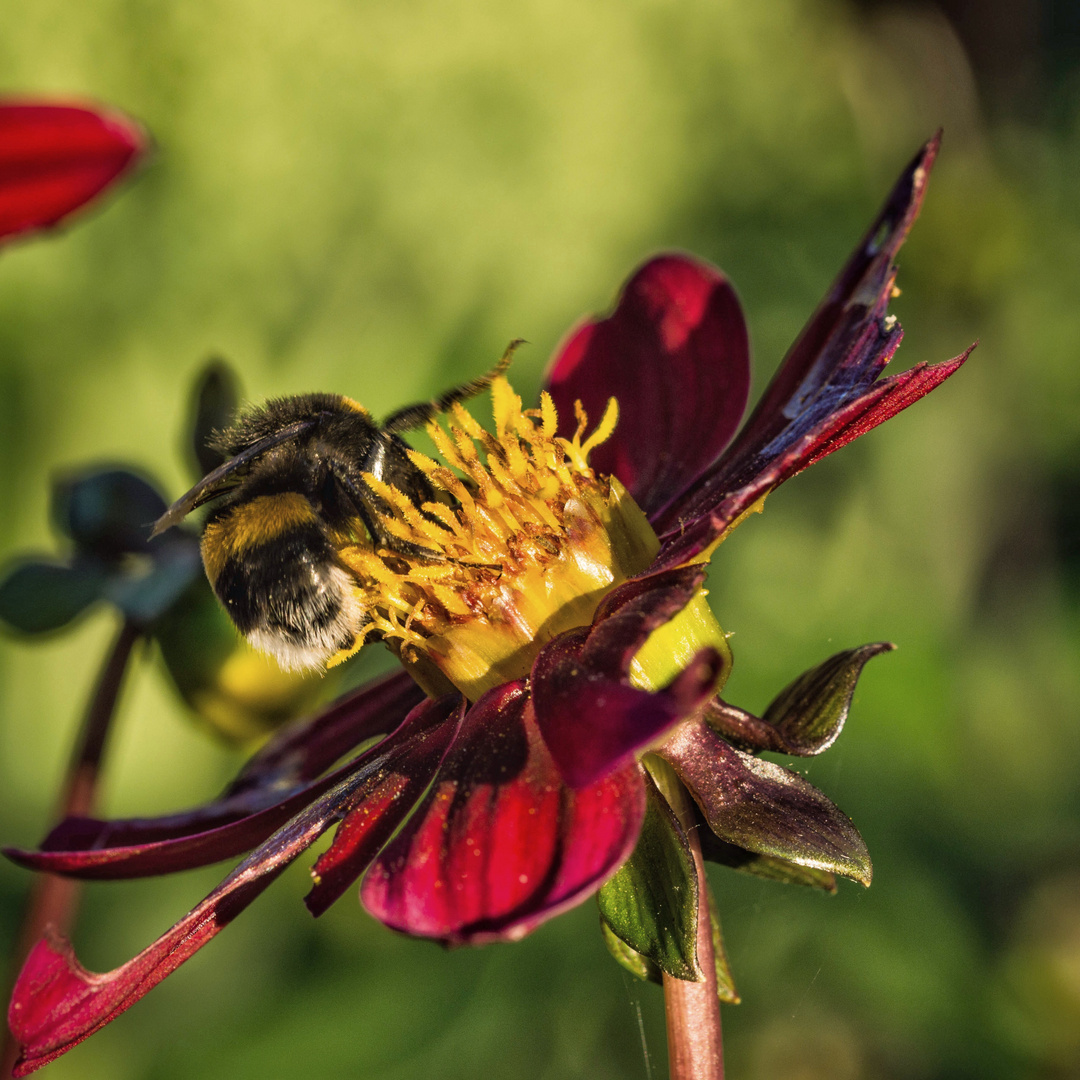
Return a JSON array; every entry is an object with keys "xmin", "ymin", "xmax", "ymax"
[
  {"xmin": 652, "ymin": 345, "xmax": 972, "ymax": 572},
  {"xmin": 6, "ymin": 694, "xmax": 461, "ymax": 1077},
  {"xmin": 649, "ymin": 135, "xmax": 972, "ymax": 568},
  {"xmin": 533, "ymin": 636, "xmax": 722, "ymax": 790},
  {"xmin": 0, "ymin": 101, "xmax": 145, "ymax": 245},
  {"xmin": 584, "ymin": 565, "xmax": 707, "ymax": 676},
  {"xmin": 716, "ymin": 135, "xmax": 940, "ymax": 472},
  {"xmin": 361, "ymin": 682, "xmax": 646, "ymax": 944},
  {"xmin": 658, "ymin": 716, "xmax": 871, "ymax": 885},
  {"xmin": 545, "ymin": 254, "xmax": 750, "ymax": 517},
  {"xmin": 9, "ymin": 672, "xmax": 423, "ymax": 863},
  {"xmin": 531, "ymin": 565, "xmax": 723, "ymax": 788}
]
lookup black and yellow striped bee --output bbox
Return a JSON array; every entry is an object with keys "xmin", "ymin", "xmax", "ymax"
[{"xmin": 153, "ymin": 353, "xmax": 514, "ymax": 671}]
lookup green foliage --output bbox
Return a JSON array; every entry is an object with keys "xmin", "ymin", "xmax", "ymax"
[{"xmin": 598, "ymin": 772, "xmax": 701, "ymax": 983}]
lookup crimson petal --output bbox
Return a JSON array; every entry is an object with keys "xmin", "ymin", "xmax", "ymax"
[
  {"xmin": 0, "ymin": 101, "xmax": 145, "ymax": 244},
  {"xmin": 532, "ymin": 565, "xmax": 723, "ymax": 788},
  {"xmin": 532, "ymin": 646, "xmax": 722, "ymax": 791},
  {"xmin": 650, "ymin": 135, "xmax": 971, "ymax": 568},
  {"xmin": 585, "ymin": 565, "xmax": 707, "ymax": 674},
  {"xmin": 545, "ymin": 254, "xmax": 750, "ymax": 517},
  {"xmin": 11, "ymin": 671, "xmax": 422, "ymax": 862},
  {"xmin": 658, "ymin": 715, "xmax": 871, "ymax": 885},
  {"xmin": 6, "ymin": 694, "xmax": 461, "ymax": 1077},
  {"xmin": 362, "ymin": 682, "xmax": 646, "ymax": 943}
]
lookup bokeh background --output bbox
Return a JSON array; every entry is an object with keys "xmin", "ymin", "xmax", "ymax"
[{"xmin": 2, "ymin": 0, "xmax": 1080, "ymax": 1077}]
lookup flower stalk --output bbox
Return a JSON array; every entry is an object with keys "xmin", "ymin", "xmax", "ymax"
[
  {"xmin": 647, "ymin": 755, "xmax": 725, "ymax": 1080},
  {"xmin": 1, "ymin": 619, "xmax": 141, "ymax": 1079}
]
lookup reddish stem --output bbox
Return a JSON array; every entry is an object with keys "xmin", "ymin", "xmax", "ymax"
[
  {"xmin": 662, "ymin": 794, "xmax": 724, "ymax": 1080},
  {"xmin": 2, "ymin": 619, "xmax": 141, "ymax": 1078}
]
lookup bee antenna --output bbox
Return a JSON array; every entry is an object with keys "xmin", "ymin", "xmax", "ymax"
[{"xmin": 381, "ymin": 339, "xmax": 526, "ymax": 435}]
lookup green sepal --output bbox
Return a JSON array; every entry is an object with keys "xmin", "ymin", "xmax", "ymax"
[
  {"xmin": 599, "ymin": 914, "xmax": 662, "ymax": 984},
  {"xmin": 705, "ymin": 882, "xmax": 740, "ymax": 1004},
  {"xmin": 699, "ymin": 830, "xmax": 838, "ymax": 892},
  {"xmin": 763, "ymin": 642, "xmax": 895, "ymax": 755},
  {"xmin": 0, "ymin": 560, "xmax": 107, "ymax": 633},
  {"xmin": 597, "ymin": 770, "xmax": 702, "ymax": 982}
]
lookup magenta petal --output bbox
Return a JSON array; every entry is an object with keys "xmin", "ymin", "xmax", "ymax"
[
  {"xmin": 6, "ymin": 695, "xmax": 461, "ymax": 1077},
  {"xmin": 533, "ymin": 643, "xmax": 723, "ymax": 789},
  {"xmin": 0, "ymin": 101, "xmax": 145, "ymax": 244},
  {"xmin": 545, "ymin": 254, "xmax": 750, "ymax": 516},
  {"xmin": 530, "ymin": 564, "xmax": 722, "ymax": 787},
  {"xmin": 585, "ymin": 565, "xmax": 707, "ymax": 676},
  {"xmin": 361, "ymin": 682, "xmax": 646, "ymax": 943}
]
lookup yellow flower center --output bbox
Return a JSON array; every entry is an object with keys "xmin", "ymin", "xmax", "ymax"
[{"xmin": 332, "ymin": 377, "xmax": 661, "ymax": 701}]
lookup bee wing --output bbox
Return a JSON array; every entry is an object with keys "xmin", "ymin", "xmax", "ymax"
[{"xmin": 151, "ymin": 418, "xmax": 319, "ymax": 536}]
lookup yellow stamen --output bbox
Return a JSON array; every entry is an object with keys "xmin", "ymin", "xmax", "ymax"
[{"xmin": 332, "ymin": 375, "xmax": 660, "ymax": 700}]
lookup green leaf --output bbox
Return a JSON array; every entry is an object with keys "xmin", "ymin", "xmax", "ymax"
[
  {"xmin": 599, "ymin": 915, "xmax": 661, "ymax": 984},
  {"xmin": 705, "ymin": 883, "xmax": 740, "ymax": 1004},
  {"xmin": 104, "ymin": 542, "xmax": 203, "ymax": 625},
  {"xmin": 0, "ymin": 561, "xmax": 106, "ymax": 633},
  {"xmin": 54, "ymin": 469, "xmax": 167, "ymax": 556},
  {"xmin": 762, "ymin": 642, "xmax": 894, "ymax": 755},
  {"xmin": 597, "ymin": 771, "xmax": 702, "ymax": 981}
]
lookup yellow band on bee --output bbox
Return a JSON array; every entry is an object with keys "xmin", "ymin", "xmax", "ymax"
[{"xmin": 202, "ymin": 492, "xmax": 317, "ymax": 583}]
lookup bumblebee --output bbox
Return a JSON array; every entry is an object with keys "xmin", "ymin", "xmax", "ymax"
[{"xmin": 153, "ymin": 351, "xmax": 515, "ymax": 671}]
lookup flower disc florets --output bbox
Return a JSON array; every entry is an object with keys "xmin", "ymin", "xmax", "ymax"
[{"xmin": 336, "ymin": 376, "xmax": 660, "ymax": 701}]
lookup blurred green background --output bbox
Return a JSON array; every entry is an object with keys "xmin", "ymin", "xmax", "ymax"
[{"xmin": 3, "ymin": 0, "xmax": 1080, "ymax": 1077}]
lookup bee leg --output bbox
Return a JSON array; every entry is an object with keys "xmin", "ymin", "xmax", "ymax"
[
  {"xmin": 327, "ymin": 459, "xmax": 449, "ymax": 563},
  {"xmin": 380, "ymin": 339, "xmax": 524, "ymax": 435}
]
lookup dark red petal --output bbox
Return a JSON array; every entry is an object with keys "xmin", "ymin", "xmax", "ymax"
[
  {"xmin": 4, "ymin": 683, "xmax": 433, "ymax": 879},
  {"xmin": 649, "ymin": 135, "xmax": 971, "ymax": 567},
  {"xmin": 304, "ymin": 696, "xmax": 465, "ymax": 915},
  {"xmin": 530, "ymin": 564, "xmax": 723, "ymax": 787},
  {"xmin": 585, "ymin": 564, "xmax": 707, "ymax": 676},
  {"xmin": 6, "ymin": 695, "xmax": 461, "ymax": 1077},
  {"xmin": 533, "ymin": 632, "xmax": 722, "ymax": 789},
  {"xmin": 651, "ymin": 347, "xmax": 972, "ymax": 571},
  {"xmin": 6, "ymin": 671, "xmax": 423, "ymax": 866},
  {"xmin": 545, "ymin": 254, "xmax": 750, "ymax": 516},
  {"xmin": 361, "ymin": 682, "xmax": 646, "ymax": 944},
  {"xmin": 0, "ymin": 101, "xmax": 146, "ymax": 244},
  {"xmin": 225, "ymin": 670, "xmax": 424, "ymax": 794},
  {"xmin": 720, "ymin": 134, "xmax": 941, "ymax": 470},
  {"xmin": 658, "ymin": 716, "xmax": 871, "ymax": 885}
]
